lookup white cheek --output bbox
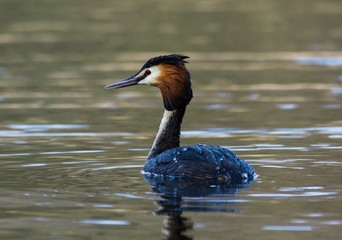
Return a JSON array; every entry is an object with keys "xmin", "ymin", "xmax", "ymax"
[{"xmin": 138, "ymin": 66, "xmax": 161, "ymax": 85}]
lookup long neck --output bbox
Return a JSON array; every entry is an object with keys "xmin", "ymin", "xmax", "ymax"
[{"xmin": 147, "ymin": 107, "xmax": 186, "ymax": 159}]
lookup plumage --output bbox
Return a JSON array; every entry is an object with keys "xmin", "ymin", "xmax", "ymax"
[
  {"xmin": 140, "ymin": 54, "xmax": 189, "ymax": 70},
  {"xmin": 144, "ymin": 144, "xmax": 255, "ymax": 184},
  {"xmin": 105, "ymin": 54, "xmax": 257, "ymax": 184}
]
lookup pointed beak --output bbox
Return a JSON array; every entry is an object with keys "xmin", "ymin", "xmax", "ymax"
[{"xmin": 104, "ymin": 74, "xmax": 140, "ymax": 90}]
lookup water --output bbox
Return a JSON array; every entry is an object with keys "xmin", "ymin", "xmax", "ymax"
[{"xmin": 1, "ymin": 0, "xmax": 342, "ymax": 239}]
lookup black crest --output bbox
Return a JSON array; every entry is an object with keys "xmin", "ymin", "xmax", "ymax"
[{"xmin": 141, "ymin": 54, "xmax": 189, "ymax": 70}]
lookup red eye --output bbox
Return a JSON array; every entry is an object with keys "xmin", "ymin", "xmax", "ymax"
[{"xmin": 145, "ymin": 70, "xmax": 151, "ymax": 76}]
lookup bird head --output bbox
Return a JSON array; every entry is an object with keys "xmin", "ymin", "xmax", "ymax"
[{"xmin": 105, "ymin": 54, "xmax": 193, "ymax": 111}]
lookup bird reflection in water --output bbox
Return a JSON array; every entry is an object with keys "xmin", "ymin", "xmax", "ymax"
[
  {"xmin": 145, "ymin": 176, "xmax": 253, "ymax": 240},
  {"xmin": 155, "ymin": 196, "xmax": 192, "ymax": 240}
]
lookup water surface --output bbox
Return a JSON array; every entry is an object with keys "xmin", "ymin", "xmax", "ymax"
[{"xmin": 0, "ymin": 0, "xmax": 341, "ymax": 239}]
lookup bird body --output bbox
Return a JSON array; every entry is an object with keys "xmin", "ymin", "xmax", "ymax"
[
  {"xmin": 105, "ymin": 54, "xmax": 256, "ymax": 184},
  {"xmin": 144, "ymin": 144, "xmax": 255, "ymax": 183}
]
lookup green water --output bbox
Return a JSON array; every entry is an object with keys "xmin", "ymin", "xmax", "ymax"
[{"xmin": 1, "ymin": 0, "xmax": 342, "ymax": 239}]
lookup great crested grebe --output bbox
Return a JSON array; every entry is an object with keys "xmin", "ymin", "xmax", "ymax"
[{"xmin": 105, "ymin": 54, "xmax": 256, "ymax": 184}]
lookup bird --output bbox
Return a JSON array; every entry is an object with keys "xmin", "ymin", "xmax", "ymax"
[{"xmin": 105, "ymin": 54, "xmax": 257, "ymax": 184}]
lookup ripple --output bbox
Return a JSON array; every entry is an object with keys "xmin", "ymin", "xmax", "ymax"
[
  {"xmin": 317, "ymin": 146, "xmax": 342, "ymax": 149},
  {"xmin": 311, "ymin": 143, "xmax": 342, "ymax": 149},
  {"xmin": 278, "ymin": 135, "xmax": 306, "ymax": 139},
  {"xmin": 0, "ymin": 150, "xmax": 105, "ymax": 158},
  {"xmin": 93, "ymin": 204, "xmax": 113, "ymax": 208},
  {"xmin": 40, "ymin": 150, "xmax": 105, "ymax": 155},
  {"xmin": 230, "ymin": 145, "xmax": 310, "ymax": 152},
  {"xmin": 187, "ymin": 198, "xmax": 251, "ymax": 203},
  {"xmin": 22, "ymin": 163, "xmax": 47, "ymax": 167},
  {"xmin": 7, "ymin": 124, "xmax": 89, "ymax": 131},
  {"xmin": 256, "ymin": 158, "xmax": 312, "ymax": 163},
  {"xmin": 323, "ymin": 104, "xmax": 342, "ymax": 109},
  {"xmin": 291, "ymin": 219, "xmax": 308, "ymax": 224},
  {"xmin": 296, "ymin": 56, "xmax": 342, "ymax": 66},
  {"xmin": 0, "ymin": 153, "xmax": 31, "ymax": 157},
  {"xmin": 261, "ymin": 165, "xmax": 304, "ymax": 170},
  {"xmin": 254, "ymin": 144, "xmax": 284, "ymax": 147},
  {"xmin": 279, "ymin": 186, "xmax": 323, "ymax": 191},
  {"xmin": 62, "ymin": 161, "xmax": 98, "ymax": 165},
  {"xmin": 87, "ymin": 165, "xmax": 143, "ymax": 171},
  {"xmin": 330, "ymin": 87, "xmax": 342, "ymax": 94},
  {"xmin": 207, "ymin": 104, "xmax": 229, "ymax": 110},
  {"xmin": 111, "ymin": 141, "xmax": 129, "ymax": 145},
  {"xmin": 128, "ymin": 148, "xmax": 149, "ymax": 151},
  {"xmin": 258, "ymin": 147, "xmax": 308, "ymax": 151},
  {"xmin": 321, "ymin": 220, "xmax": 342, "ymax": 225},
  {"xmin": 277, "ymin": 103, "xmax": 298, "ymax": 109},
  {"xmin": 313, "ymin": 161, "xmax": 342, "ymax": 165},
  {"xmin": 0, "ymin": 131, "xmax": 134, "ymax": 137},
  {"xmin": 182, "ymin": 130, "xmax": 230, "ymax": 138},
  {"xmin": 271, "ymin": 126, "xmax": 342, "ymax": 135},
  {"xmin": 249, "ymin": 191, "xmax": 336, "ymax": 197},
  {"xmin": 182, "ymin": 126, "xmax": 342, "ymax": 139},
  {"xmin": 263, "ymin": 225, "xmax": 313, "ymax": 231},
  {"xmin": 80, "ymin": 219, "xmax": 130, "ymax": 226},
  {"xmin": 328, "ymin": 135, "xmax": 342, "ymax": 139},
  {"xmin": 305, "ymin": 213, "xmax": 325, "ymax": 217},
  {"xmin": 115, "ymin": 193, "xmax": 145, "ymax": 199}
]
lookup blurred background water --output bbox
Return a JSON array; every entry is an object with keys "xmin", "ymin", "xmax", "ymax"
[{"xmin": 0, "ymin": 0, "xmax": 341, "ymax": 239}]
